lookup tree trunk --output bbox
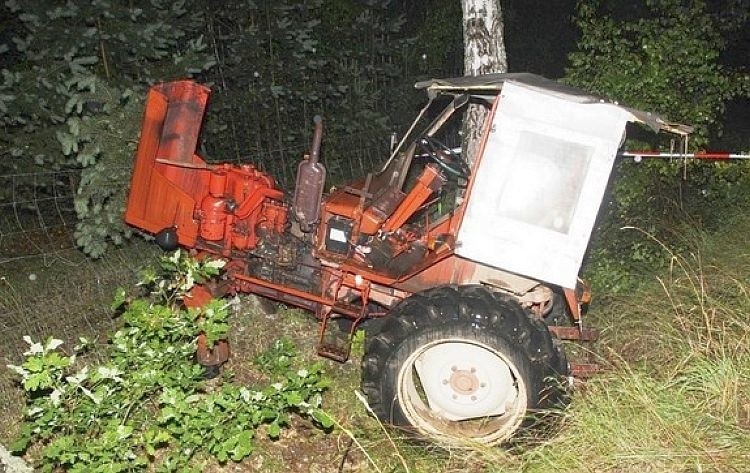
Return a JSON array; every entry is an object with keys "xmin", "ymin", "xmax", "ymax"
[{"xmin": 462, "ymin": 0, "xmax": 507, "ymax": 166}]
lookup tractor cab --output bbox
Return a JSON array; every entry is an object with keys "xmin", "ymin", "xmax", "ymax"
[{"xmin": 314, "ymin": 73, "xmax": 691, "ymax": 290}]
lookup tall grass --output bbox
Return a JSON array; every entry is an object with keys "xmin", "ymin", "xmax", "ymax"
[
  {"xmin": 325, "ymin": 219, "xmax": 750, "ymax": 473},
  {"xmin": 485, "ymin": 219, "xmax": 750, "ymax": 472}
]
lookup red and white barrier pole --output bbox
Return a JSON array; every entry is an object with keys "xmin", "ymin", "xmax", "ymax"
[{"xmin": 620, "ymin": 151, "xmax": 750, "ymax": 162}]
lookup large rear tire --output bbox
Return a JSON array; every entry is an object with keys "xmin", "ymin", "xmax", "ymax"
[{"xmin": 361, "ymin": 285, "xmax": 569, "ymax": 446}]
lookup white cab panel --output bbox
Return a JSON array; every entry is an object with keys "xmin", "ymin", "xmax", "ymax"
[{"xmin": 456, "ymin": 81, "xmax": 631, "ymax": 288}]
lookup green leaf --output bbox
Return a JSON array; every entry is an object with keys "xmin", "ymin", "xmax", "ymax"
[
  {"xmin": 72, "ymin": 56, "xmax": 99, "ymax": 66},
  {"xmin": 24, "ymin": 356, "xmax": 44, "ymax": 372},
  {"xmin": 23, "ymin": 372, "xmax": 48, "ymax": 391},
  {"xmin": 231, "ymin": 430, "xmax": 253, "ymax": 461},
  {"xmin": 311, "ymin": 409, "xmax": 334, "ymax": 429},
  {"xmin": 266, "ymin": 422, "xmax": 281, "ymax": 440},
  {"xmin": 112, "ymin": 287, "xmax": 127, "ymax": 310},
  {"xmin": 285, "ymin": 391, "xmax": 303, "ymax": 406},
  {"xmin": 9, "ymin": 434, "xmax": 30, "ymax": 454}
]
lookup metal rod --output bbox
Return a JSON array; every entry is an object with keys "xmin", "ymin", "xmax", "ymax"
[
  {"xmin": 423, "ymin": 147, "xmax": 750, "ymax": 161},
  {"xmin": 620, "ymin": 151, "xmax": 750, "ymax": 161}
]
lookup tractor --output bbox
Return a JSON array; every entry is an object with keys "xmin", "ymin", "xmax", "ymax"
[{"xmin": 124, "ymin": 73, "xmax": 690, "ymax": 445}]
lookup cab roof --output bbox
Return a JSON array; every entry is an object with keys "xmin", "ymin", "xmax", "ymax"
[{"xmin": 415, "ymin": 72, "xmax": 693, "ymax": 136}]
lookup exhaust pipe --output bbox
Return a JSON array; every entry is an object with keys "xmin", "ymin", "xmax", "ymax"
[{"xmin": 293, "ymin": 115, "xmax": 327, "ymax": 233}]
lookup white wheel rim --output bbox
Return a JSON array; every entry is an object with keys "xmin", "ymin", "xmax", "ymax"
[{"xmin": 397, "ymin": 338, "xmax": 527, "ymax": 444}]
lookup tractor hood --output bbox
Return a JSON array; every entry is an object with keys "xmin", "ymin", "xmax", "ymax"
[
  {"xmin": 415, "ymin": 73, "xmax": 693, "ymax": 136},
  {"xmin": 427, "ymin": 74, "xmax": 691, "ymax": 289}
]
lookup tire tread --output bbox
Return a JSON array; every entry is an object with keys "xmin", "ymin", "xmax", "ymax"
[{"xmin": 361, "ymin": 284, "xmax": 570, "ymax": 445}]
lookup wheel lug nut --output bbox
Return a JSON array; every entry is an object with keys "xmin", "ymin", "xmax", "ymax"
[
  {"xmin": 480, "ymin": 382, "xmax": 486, "ymax": 388},
  {"xmin": 471, "ymin": 396, "xmax": 477, "ymax": 401},
  {"xmin": 452, "ymin": 394, "xmax": 458, "ymax": 400},
  {"xmin": 451, "ymin": 366, "xmax": 457, "ymax": 372},
  {"xmin": 442, "ymin": 379, "xmax": 448, "ymax": 385}
]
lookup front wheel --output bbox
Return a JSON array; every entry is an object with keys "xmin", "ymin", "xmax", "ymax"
[{"xmin": 361, "ymin": 285, "xmax": 569, "ymax": 446}]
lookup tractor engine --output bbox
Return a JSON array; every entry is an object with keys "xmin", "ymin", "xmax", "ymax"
[
  {"xmin": 194, "ymin": 164, "xmax": 288, "ymax": 252},
  {"xmin": 124, "ymin": 80, "xmax": 291, "ymax": 258}
]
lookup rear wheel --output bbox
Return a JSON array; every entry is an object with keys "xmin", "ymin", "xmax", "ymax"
[{"xmin": 361, "ymin": 285, "xmax": 569, "ymax": 446}]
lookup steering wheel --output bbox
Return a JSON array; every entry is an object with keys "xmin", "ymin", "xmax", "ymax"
[{"xmin": 418, "ymin": 136, "xmax": 470, "ymax": 182}]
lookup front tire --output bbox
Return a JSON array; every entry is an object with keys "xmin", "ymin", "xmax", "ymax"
[{"xmin": 361, "ymin": 285, "xmax": 569, "ymax": 446}]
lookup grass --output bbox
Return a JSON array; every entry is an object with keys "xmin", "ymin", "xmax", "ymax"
[
  {"xmin": 324, "ymin": 215, "xmax": 750, "ymax": 472},
  {"xmin": 494, "ymin": 217, "xmax": 750, "ymax": 473},
  {"xmin": 2, "ymin": 216, "xmax": 749, "ymax": 472}
]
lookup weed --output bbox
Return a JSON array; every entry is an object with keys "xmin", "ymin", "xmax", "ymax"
[{"xmin": 7, "ymin": 251, "xmax": 333, "ymax": 471}]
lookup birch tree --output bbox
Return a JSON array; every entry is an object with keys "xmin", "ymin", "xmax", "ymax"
[{"xmin": 462, "ymin": 0, "xmax": 507, "ymax": 165}]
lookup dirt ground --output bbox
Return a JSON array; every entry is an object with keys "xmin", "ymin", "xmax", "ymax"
[
  {"xmin": 219, "ymin": 299, "xmax": 370, "ymax": 472},
  {"xmin": 209, "ymin": 295, "xmax": 495, "ymax": 473}
]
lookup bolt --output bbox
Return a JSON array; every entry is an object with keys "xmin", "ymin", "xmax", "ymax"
[
  {"xmin": 452, "ymin": 394, "xmax": 458, "ymax": 400},
  {"xmin": 451, "ymin": 365, "xmax": 457, "ymax": 372},
  {"xmin": 442, "ymin": 379, "xmax": 448, "ymax": 385},
  {"xmin": 470, "ymin": 367, "xmax": 476, "ymax": 373},
  {"xmin": 471, "ymin": 396, "xmax": 477, "ymax": 401},
  {"xmin": 480, "ymin": 382, "xmax": 486, "ymax": 388}
]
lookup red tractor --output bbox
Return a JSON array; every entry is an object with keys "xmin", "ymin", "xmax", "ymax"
[{"xmin": 124, "ymin": 74, "xmax": 690, "ymax": 445}]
